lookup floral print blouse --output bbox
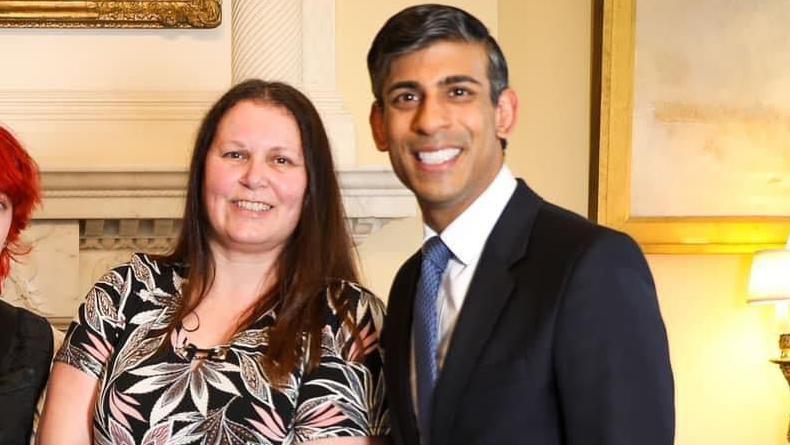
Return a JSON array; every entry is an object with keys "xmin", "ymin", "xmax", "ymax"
[{"xmin": 55, "ymin": 253, "xmax": 389, "ymax": 444}]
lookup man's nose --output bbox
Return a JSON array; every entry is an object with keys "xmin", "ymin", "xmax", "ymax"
[{"xmin": 411, "ymin": 95, "xmax": 450, "ymax": 135}]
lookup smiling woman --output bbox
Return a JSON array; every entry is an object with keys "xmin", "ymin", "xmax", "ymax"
[
  {"xmin": 37, "ymin": 81, "xmax": 389, "ymax": 445},
  {"xmin": 203, "ymin": 101, "xmax": 307, "ymax": 257},
  {"xmin": 0, "ymin": 0, "xmax": 221, "ymax": 28}
]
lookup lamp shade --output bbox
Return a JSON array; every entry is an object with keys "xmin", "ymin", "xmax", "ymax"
[{"xmin": 748, "ymin": 240, "xmax": 790, "ymax": 304}]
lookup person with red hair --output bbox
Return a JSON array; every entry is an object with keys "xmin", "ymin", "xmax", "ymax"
[
  {"xmin": 0, "ymin": 126, "xmax": 55, "ymax": 445},
  {"xmin": 0, "ymin": 126, "xmax": 42, "ymax": 285}
]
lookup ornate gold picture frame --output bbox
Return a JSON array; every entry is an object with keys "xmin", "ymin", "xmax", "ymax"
[
  {"xmin": 596, "ymin": 0, "xmax": 790, "ymax": 254},
  {"xmin": 0, "ymin": 0, "xmax": 221, "ymax": 28}
]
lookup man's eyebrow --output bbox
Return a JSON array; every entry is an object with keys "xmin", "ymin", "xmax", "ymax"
[
  {"xmin": 440, "ymin": 75, "xmax": 482, "ymax": 86},
  {"xmin": 384, "ymin": 76, "xmax": 481, "ymax": 96},
  {"xmin": 385, "ymin": 81, "xmax": 420, "ymax": 96}
]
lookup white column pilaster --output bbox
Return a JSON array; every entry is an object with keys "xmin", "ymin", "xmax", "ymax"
[
  {"xmin": 230, "ymin": 0, "xmax": 355, "ymax": 167},
  {"xmin": 231, "ymin": 0, "xmax": 303, "ymax": 86}
]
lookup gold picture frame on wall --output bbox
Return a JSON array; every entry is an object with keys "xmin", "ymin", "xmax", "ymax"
[
  {"xmin": 0, "ymin": 0, "xmax": 221, "ymax": 28},
  {"xmin": 596, "ymin": 0, "xmax": 790, "ymax": 254}
]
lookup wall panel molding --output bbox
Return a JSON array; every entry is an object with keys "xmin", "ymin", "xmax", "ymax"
[{"xmin": 0, "ymin": 90, "xmax": 215, "ymax": 121}]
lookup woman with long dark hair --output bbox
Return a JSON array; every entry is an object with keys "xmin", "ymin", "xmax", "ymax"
[{"xmin": 38, "ymin": 80, "xmax": 388, "ymax": 444}]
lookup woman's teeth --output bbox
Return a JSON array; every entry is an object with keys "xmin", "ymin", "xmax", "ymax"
[{"xmin": 235, "ymin": 200, "xmax": 272, "ymax": 212}]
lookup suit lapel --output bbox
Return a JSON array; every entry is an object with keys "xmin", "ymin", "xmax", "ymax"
[
  {"xmin": 431, "ymin": 181, "xmax": 543, "ymax": 445},
  {"xmin": 383, "ymin": 252, "xmax": 422, "ymax": 445}
]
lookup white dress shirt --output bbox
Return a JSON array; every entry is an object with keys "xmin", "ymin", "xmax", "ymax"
[{"xmin": 411, "ymin": 165, "xmax": 517, "ymax": 418}]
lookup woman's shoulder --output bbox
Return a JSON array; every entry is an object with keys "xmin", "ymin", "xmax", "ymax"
[
  {"xmin": 91, "ymin": 252, "xmax": 185, "ymax": 303},
  {"xmin": 322, "ymin": 279, "xmax": 386, "ymax": 328},
  {"xmin": 100, "ymin": 253, "xmax": 183, "ymax": 281}
]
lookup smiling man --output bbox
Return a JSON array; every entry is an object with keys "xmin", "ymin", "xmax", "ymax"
[{"xmin": 367, "ymin": 5, "xmax": 675, "ymax": 445}]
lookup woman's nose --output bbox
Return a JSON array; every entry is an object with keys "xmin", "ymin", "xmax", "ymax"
[{"xmin": 240, "ymin": 160, "xmax": 269, "ymax": 189}]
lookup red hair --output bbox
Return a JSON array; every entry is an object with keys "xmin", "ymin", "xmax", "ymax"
[{"xmin": 0, "ymin": 126, "xmax": 41, "ymax": 285}]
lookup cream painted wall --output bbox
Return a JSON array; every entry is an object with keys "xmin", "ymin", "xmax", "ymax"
[
  {"xmin": 0, "ymin": 26, "xmax": 231, "ymax": 91},
  {"xmin": 0, "ymin": 1, "xmax": 232, "ymax": 170},
  {"xmin": 499, "ymin": 0, "xmax": 591, "ymax": 216}
]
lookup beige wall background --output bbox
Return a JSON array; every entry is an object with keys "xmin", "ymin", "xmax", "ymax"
[
  {"xmin": 0, "ymin": 1, "xmax": 786, "ymax": 443},
  {"xmin": 0, "ymin": 2, "xmax": 232, "ymax": 170}
]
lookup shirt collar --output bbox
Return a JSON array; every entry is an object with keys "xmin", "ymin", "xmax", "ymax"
[{"xmin": 424, "ymin": 165, "xmax": 517, "ymax": 266}]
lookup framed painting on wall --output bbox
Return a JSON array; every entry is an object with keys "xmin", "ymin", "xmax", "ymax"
[
  {"xmin": 596, "ymin": 0, "xmax": 790, "ymax": 254},
  {"xmin": 0, "ymin": 0, "xmax": 221, "ymax": 28}
]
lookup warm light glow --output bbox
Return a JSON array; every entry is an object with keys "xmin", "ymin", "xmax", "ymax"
[{"xmin": 748, "ymin": 239, "xmax": 790, "ymax": 305}]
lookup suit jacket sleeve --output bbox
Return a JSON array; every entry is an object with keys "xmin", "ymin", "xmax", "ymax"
[{"xmin": 554, "ymin": 230, "xmax": 674, "ymax": 444}]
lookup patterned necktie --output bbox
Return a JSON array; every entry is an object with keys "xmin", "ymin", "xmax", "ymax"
[{"xmin": 414, "ymin": 236, "xmax": 452, "ymax": 443}]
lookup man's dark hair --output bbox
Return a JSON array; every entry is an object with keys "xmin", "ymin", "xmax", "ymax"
[{"xmin": 367, "ymin": 4, "xmax": 509, "ymax": 105}]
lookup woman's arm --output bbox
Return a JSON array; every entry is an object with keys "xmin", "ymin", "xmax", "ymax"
[{"xmin": 36, "ymin": 363, "xmax": 99, "ymax": 445}]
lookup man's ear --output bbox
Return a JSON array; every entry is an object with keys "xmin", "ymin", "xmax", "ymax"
[
  {"xmin": 369, "ymin": 102, "xmax": 389, "ymax": 152},
  {"xmin": 494, "ymin": 88, "xmax": 519, "ymax": 140}
]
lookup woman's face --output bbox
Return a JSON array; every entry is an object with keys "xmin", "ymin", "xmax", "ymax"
[
  {"xmin": 203, "ymin": 100, "xmax": 308, "ymax": 256},
  {"xmin": 0, "ymin": 193, "xmax": 12, "ymax": 248}
]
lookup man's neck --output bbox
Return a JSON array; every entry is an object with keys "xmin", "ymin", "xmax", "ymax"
[{"xmin": 421, "ymin": 168, "xmax": 503, "ymax": 233}]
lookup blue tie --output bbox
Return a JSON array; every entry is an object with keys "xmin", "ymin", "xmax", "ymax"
[{"xmin": 414, "ymin": 236, "xmax": 452, "ymax": 443}]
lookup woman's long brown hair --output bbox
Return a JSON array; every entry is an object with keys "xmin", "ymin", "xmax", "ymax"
[{"xmin": 158, "ymin": 80, "xmax": 358, "ymax": 385}]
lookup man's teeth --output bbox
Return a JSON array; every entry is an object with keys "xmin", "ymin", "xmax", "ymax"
[
  {"xmin": 417, "ymin": 148, "xmax": 460, "ymax": 165},
  {"xmin": 236, "ymin": 200, "xmax": 272, "ymax": 212}
]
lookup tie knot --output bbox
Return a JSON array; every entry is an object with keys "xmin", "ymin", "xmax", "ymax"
[{"xmin": 422, "ymin": 236, "xmax": 452, "ymax": 269}]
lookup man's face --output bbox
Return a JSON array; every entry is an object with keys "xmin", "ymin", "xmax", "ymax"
[{"xmin": 370, "ymin": 40, "xmax": 517, "ymax": 231}]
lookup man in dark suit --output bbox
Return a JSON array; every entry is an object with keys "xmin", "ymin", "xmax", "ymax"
[{"xmin": 367, "ymin": 5, "xmax": 674, "ymax": 445}]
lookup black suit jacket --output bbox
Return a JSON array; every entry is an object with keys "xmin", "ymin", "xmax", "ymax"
[{"xmin": 383, "ymin": 180, "xmax": 674, "ymax": 445}]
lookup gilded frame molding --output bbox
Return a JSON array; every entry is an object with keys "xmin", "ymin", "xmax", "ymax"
[
  {"xmin": 0, "ymin": 0, "xmax": 221, "ymax": 28},
  {"xmin": 597, "ymin": 0, "xmax": 790, "ymax": 254}
]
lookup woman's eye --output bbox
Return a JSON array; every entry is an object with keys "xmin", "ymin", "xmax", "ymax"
[
  {"xmin": 273, "ymin": 156, "xmax": 291, "ymax": 165},
  {"xmin": 222, "ymin": 151, "xmax": 245, "ymax": 160}
]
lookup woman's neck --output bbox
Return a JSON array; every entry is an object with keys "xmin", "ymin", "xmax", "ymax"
[{"xmin": 205, "ymin": 241, "xmax": 281, "ymax": 309}]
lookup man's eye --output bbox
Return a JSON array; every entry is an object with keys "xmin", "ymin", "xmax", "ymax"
[
  {"xmin": 449, "ymin": 87, "xmax": 471, "ymax": 97},
  {"xmin": 392, "ymin": 92, "xmax": 419, "ymax": 105}
]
